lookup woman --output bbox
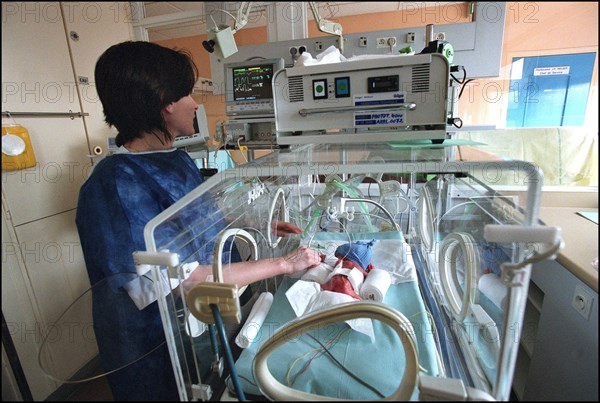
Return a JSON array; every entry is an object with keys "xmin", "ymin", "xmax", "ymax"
[{"xmin": 76, "ymin": 41, "xmax": 319, "ymax": 400}]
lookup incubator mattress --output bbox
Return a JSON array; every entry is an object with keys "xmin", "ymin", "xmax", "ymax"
[{"xmin": 230, "ymin": 232, "xmax": 441, "ymax": 399}]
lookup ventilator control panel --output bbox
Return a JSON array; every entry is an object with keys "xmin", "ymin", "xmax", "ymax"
[{"xmin": 273, "ymin": 54, "xmax": 451, "ymax": 145}]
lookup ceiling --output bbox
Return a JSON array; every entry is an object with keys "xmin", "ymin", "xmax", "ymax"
[{"xmin": 142, "ymin": 2, "xmax": 434, "ymax": 41}]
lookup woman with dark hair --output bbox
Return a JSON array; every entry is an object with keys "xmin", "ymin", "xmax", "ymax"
[{"xmin": 76, "ymin": 41, "xmax": 319, "ymax": 400}]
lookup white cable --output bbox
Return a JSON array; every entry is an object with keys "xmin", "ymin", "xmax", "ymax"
[
  {"xmin": 207, "ymin": 8, "xmax": 238, "ymax": 28},
  {"xmin": 209, "ymin": 15, "xmax": 218, "ymax": 29},
  {"xmin": 218, "ymin": 8, "xmax": 238, "ymax": 25},
  {"xmin": 237, "ymin": 137, "xmax": 249, "ymax": 163},
  {"xmin": 225, "ymin": 149, "xmax": 236, "ymax": 166}
]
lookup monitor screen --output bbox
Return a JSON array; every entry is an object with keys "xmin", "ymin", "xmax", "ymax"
[
  {"xmin": 232, "ymin": 64, "xmax": 274, "ymax": 101},
  {"xmin": 224, "ymin": 58, "xmax": 284, "ymax": 117}
]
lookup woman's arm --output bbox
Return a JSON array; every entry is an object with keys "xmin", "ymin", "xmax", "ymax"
[{"xmin": 182, "ymin": 246, "xmax": 320, "ymax": 291}]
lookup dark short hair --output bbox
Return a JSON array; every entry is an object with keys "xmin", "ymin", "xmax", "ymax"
[{"xmin": 94, "ymin": 41, "xmax": 198, "ymax": 147}]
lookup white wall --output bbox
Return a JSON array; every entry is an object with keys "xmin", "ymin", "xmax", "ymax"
[{"xmin": 1, "ymin": 2, "xmax": 133, "ymax": 400}]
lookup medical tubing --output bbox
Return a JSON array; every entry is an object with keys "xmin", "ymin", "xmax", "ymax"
[
  {"xmin": 208, "ymin": 324, "xmax": 220, "ymax": 360},
  {"xmin": 240, "ymin": 226, "xmax": 272, "ymax": 253},
  {"xmin": 418, "ymin": 185, "xmax": 435, "ymax": 252},
  {"xmin": 286, "ymin": 327, "xmax": 347, "ymax": 386},
  {"xmin": 304, "ymin": 332, "xmax": 385, "ymax": 398},
  {"xmin": 303, "ymin": 178, "xmax": 375, "ymax": 234},
  {"xmin": 266, "ymin": 187, "xmax": 289, "ymax": 248},
  {"xmin": 439, "ymin": 232, "xmax": 479, "ymax": 322},
  {"xmin": 303, "ymin": 208, "xmax": 321, "ymax": 233},
  {"xmin": 253, "ymin": 302, "xmax": 418, "ymax": 401},
  {"xmin": 342, "ymin": 199, "xmax": 401, "ymax": 232},
  {"xmin": 330, "ymin": 179, "xmax": 374, "ymax": 231},
  {"xmin": 210, "ymin": 304, "xmax": 246, "ymax": 401},
  {"xmin": 412, "ymin": 252, "xmax": 454, "ymax": 378},
  {"xmin": 36, "ymin": 272, "xmax": 170, "ymax": 384}
]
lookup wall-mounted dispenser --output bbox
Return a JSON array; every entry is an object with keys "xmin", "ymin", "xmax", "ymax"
[{"xmin": 2, "ymin": 121, "xmax": 37, "ymax": 171}]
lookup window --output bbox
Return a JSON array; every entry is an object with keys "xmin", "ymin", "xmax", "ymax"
[{"xmin": 507, "ymin": 53, "xmax": 596, "ymax": 127}]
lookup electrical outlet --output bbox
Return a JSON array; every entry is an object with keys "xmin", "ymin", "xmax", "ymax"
[
  {"xmin": 289, "ymin": 45, "xmax": 307, "ymax": 56},
  {"xmin": 436, "ymin": 32, "xmax": 446, "ymax": 41},
  {"xmin": 314, "ymin": 41, "xmax": 323, "ymax": 51},
  {"xmin": 406, "ymin": 32, "xmax": 415, "ymax": 43},
  {"xmin": 376, "ymin": 37, "xmax": 395, "ymax": 48},
  {"xmin": 359, "ymin": 36, "xmax": 367, "ymax": 47},
  {"xmin": 572, "ymin": 285, "xmax": 594, "ymax": 320}
]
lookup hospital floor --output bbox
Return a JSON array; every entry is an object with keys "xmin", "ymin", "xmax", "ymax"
[
  {"xmin": 47, "ymin": 353, "xmax": 236, "ymax": 401},
  {"xmin": 57, "ymin": 379, "xmax": 238, "ymax": 401},
  {"xmin": 60, "ymin": 376, "xmax": 113, "ymax": 401},
  {"xmin": 45, "ymin": 356, "xmax": 113, "ymax": 401}
]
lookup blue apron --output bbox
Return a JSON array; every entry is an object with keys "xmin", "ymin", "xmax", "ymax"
[{"xmin": 76, "ymin": 149, "xmax": 237, "ymax": 400}]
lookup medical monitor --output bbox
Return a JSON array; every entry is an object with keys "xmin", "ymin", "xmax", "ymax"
[{"xmin": 224, "ymin": 58, "xmax": 284, "ymax": 117}]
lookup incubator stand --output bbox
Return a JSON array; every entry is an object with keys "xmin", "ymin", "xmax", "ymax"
[{"xmin": 140, "ymin": 143, "xmax": 560, "ymax": 401}]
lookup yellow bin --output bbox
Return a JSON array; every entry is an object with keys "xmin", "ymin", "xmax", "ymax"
[{"xmin": 2, "ymin": 124, "xmax": 37, "ymax": 171}]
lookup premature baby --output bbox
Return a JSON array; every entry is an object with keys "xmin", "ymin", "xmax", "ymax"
[{"xmin": 320, "ymin": 240, "xmax": 376, "ymax": 300}]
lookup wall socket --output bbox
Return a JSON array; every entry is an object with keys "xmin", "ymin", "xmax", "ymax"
[
  {"xmin": 289, "ymin": 45, "xmax": 307, "ymax": 56},
  {"xmin": 376, "ymin": 37, "xmax": 396, "ymax": 48},
  {"xmin": 572, "ymin": 284, "xmax": 594, "ymax": 320}
]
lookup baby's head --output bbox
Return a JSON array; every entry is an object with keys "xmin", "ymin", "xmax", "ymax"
[{"xmin": 334, "ymin": 240, "xmax": 376, "ymax": 271}]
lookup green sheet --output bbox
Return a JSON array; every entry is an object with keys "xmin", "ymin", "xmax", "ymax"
[{"xmin": 231, "ymin": 276, "xmax": 440, "ymax": 399}]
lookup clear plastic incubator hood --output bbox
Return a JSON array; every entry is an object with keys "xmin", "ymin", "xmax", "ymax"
[{"xmin": 137, "ymin": 142, "xmax": 562, "ymax": 401}]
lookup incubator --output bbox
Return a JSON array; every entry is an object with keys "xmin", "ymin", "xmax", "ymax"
[{"xmin": 137, "ymin": 141, "xmax": 562, "ymax": 401}]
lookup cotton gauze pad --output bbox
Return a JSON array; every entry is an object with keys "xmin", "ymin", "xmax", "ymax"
[
  {"xmin": 360, "ymin": 269, "xmax": 392, "ymax": 302},
  {"xmin": 235, "ymin": 292, "xmax": 273, "ymax": 348}
]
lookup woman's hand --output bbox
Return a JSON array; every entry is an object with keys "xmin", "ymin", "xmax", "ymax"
[
  {"xmin": 273, "ymin": 221, "xmax": 303, "ymax": 237},
  {"xmin": 283, "ymin": 246, "xmax": 321, "ymax": 275}
]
